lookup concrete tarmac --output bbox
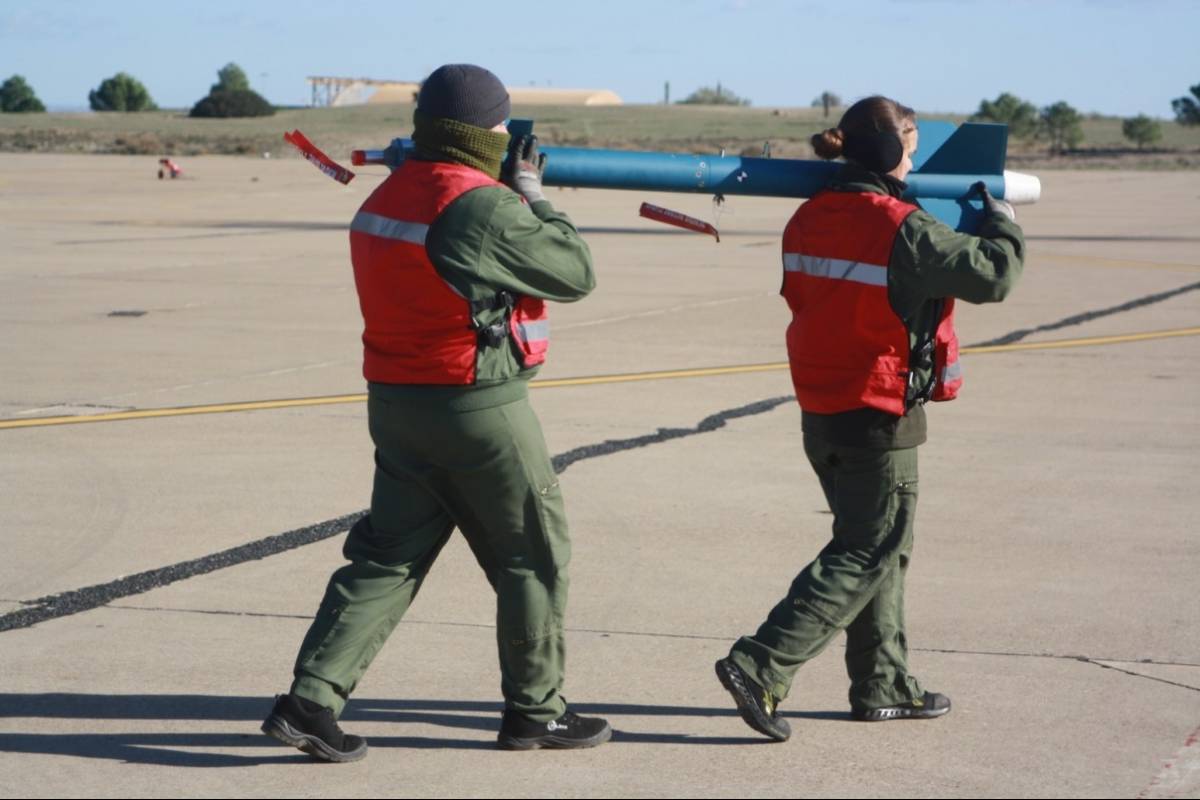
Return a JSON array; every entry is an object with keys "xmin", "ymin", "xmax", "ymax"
[{"xmin": 1, "ymin": 153, "xmax": 1198, "ymax": 798}]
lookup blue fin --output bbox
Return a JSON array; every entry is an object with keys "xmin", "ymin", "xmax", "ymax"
[
  {"xmin": 911, "ymin": 121, "xmax": 956, "ymax": 173},
  {"xmin": 913, "ymin": 122, "xmax": 1007, "ymax": 231},
  {"xmin": 915, "ymin": 122, "xmax": 1007, "ymax": 176},
  {"xmin": 916, "ymin": 197, "xmax": 988, "ymax": 232}
]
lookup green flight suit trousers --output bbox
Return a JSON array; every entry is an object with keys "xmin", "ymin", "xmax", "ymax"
[
  {"xmin": 729, "ymin": 436, "xmax": 923, "ymax": 712},
  {"xmin": 290, "ymin": 387, "xmax": 569, "ymax": 722}
]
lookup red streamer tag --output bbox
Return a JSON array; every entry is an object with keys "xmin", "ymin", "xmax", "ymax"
[
  {"xmin": 283, "ymin": 129, "xmax": 355, "ymax": 185},
  {"xmin": 638, "ymin": 202, "xmax": 719, "ymax": 242}
]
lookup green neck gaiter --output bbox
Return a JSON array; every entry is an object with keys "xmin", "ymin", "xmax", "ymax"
[{"xmin": 411, "ymin": 110, "xmax": 511, "ymax": 179}]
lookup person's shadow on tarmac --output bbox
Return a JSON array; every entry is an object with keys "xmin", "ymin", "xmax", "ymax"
[{"xmin": 0, "ymin": 693, "xmax": 845, "ymax": 767}]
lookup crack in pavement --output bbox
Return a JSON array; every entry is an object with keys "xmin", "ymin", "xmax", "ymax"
[
  {"xmin": 0, "ymin": 396, "xmax": 794, "ymax": 633},
  {"xmin": 969, "ymin": 279, "xmax": 1200, "ymax": 348},
  {"xmin": 1083, "ymin": 659, "xmax": 1200, "ymax": 694},
  {"xmin": 3, "ymin": 284, "xmax": 1196, "ymax": 638},
  {"xmin": 28, "ymin": 601, "xmax": 1200, "ymax": 694}
]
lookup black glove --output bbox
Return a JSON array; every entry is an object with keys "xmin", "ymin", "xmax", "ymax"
[
  {"xmin": 505, "ymin": 135, "xmax": 548, "ymax": 204},
  {"xmin": 972, "ymin": 181, "xmax": 1016, "ymax": 221}
]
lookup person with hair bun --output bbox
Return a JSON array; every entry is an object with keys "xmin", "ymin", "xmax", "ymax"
[{"xmin": 716, "ymin": 96, "xmax": 1025, "ymax": 740}]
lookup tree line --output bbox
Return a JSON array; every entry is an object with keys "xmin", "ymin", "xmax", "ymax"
[
  {"xmin": 660, "ymin": 82, "xmax": 1200, "ymax": 155},
  {"xmin": 4, "ymin": 70, "xmax": 1200, "ymax": 151},
  {"xmin": 969, "ymin": 90, "xmax": 1200, "ymax": 153},
  {"xmin": 666, "ymin": 83, "xmax": 1200, "ymax": 155},
  {"xmin": 0, "ymin": 63, "xmax": 273, "ymax": 117}
]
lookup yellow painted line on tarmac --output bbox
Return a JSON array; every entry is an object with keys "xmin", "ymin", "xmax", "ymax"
[
  {"xmin": 3, "ymin": 326, "xmax": 1199, "ymax": 431},
  {"xmin": 531, "ymin": 362, "xmax": 786, "ymax": 389},
  {"xmin": 964, "ymin": 326, "xmax": 1200, "ymax": 354},
  {"xmin": 0, "ymin": 394, "xmax": 369, "ymax": 430}
]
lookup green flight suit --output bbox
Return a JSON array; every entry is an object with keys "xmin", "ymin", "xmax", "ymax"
[
  {"xmin": 291, "ymin": 181, "xmax": 595, "ymax": 722},
  {"xmin": 729, "ymin": 165, "xmax": 1025, "ymax": 712}
]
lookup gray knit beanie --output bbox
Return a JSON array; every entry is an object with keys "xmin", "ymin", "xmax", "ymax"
[{"xmin": 417, "ymin": 64, "xmax": 511, "ymax": 129}]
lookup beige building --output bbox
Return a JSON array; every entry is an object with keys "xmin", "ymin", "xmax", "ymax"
[{"xmin": 308, "ymin": 77, "xmax": 621, "ymax": 107}]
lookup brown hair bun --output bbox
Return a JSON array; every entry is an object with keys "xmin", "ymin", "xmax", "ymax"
[{"xmin": 811, "ymin": 127, "xmax": 845, "ymax": 160}]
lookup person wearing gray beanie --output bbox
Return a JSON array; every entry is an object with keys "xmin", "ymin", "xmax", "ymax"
[
  {"xmin": 262, "ymin": 64, "xmax": 610, "ymax": 760},
  {"xmin": 409, "ymin": 64, "xmax": 515, "ymax": 179},
  {"xmin": 417, "ymin": 63, "xmax": 511, "ymax": 128}
]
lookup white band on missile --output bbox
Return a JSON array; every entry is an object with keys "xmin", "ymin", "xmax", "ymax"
[{"xmin": 1003, "ymin": 170, "xmax": 1041, "ymax": 205}]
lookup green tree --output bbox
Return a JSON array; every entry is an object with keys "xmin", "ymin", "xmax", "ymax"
[
  {"xmin": 1171, "ymin": 83, "xmax": 1200, "ymax": 126},
  {"xmin": 1122, "ymin": 114, "xmax": 1162, "ymax": 150},
  {"xmin": 189, "ymin": 89, "xmax": 274, "ymax": 118},
  {"xmin": 678, "ymin": 82, "xmax": 750, "ymax": 106},
  {"xmin": 971, "ymin": 92, "xmax": 1039, "ymax": 139},
  {"xmin": 89, "ymin": 72, "xmax": 156, "ymax": 112},
  {"xmin": 211, "ymin": 63, "xmax": 250, "ymax": 94},
  {"xmin": 811, "ymin": 91, "xmax": 842, "ymax": 118},
  {"xmin": 1040, "ymin": 101, "xmax": 1084, "ymax": 155},
  {"xmin": 190, "ymin": 63, "xmax": 272, "ymax": 118},
  {"xmin": 0, "ymin": 74, "xmax": 46, "ymax": 113}
]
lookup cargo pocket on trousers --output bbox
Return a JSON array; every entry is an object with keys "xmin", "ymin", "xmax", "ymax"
[
  {"xmin": 531, "ymin": 477, "xmax": 571, "ymax": 574},
  {"xmin": 832, "ymin": 453, "xmax": 899, "ymax": 550},
  {"xmin": 297, "ymin": 601, "xmax": 347, "ymax": 671},
  {"xmin": 892, "ymin": 477, "xmax": 919, "ymax": 560}
]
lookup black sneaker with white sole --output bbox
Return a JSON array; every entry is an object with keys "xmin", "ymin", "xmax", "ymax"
[
  {"xmin": 497, "ymin": 709, "xmax": 612, "ymax": 750},
  {"xmin": 852, "ymin": 691, "xmax": 952, "ymax": 722},
  {"xmin": 261, "ymin": 693, "xmax": 368, "ymax": 762},
  {"xmin": 715, "ymin": 657, "xmax": 791, "ymax": 742}
]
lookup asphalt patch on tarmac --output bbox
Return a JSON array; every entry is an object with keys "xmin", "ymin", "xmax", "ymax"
[
  {"xmin": 550, "ymin": 396, "xmax": 792, "ymax": 473},
  {"xmin": 8, "ymin": 279, "xmax": 1195, "ymax": 634},
  {"xmin": 969, "ymin": 279, "xmax": 1200, "ymax": 347},
  {"xmin": 0, "ymin": 396, "xmax": 794, "ymax": 633}
]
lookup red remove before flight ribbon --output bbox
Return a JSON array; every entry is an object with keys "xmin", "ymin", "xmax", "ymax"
[
  {"xmin": 638, "ymin": 202, "xmax": 719, "ymax": 242},
  {"xmin": 284, "ymin": 130, "xmax": 356, "ymax": 185}
]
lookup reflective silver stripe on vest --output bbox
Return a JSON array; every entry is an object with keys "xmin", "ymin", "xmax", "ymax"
[
  {"xmin": 516, "ymin": 320, "xmax": 550, "ymax": 342},
  {"xmin": 783, "ymin": 253, "xmax": 888, "ymax": 287},
  {"xmin": 942, "ymin": 361, "xmax": 963, "ymax": 383},
  {"xmin": 350, "ymin": 211, "xmax": 429, "ymax": 246}
]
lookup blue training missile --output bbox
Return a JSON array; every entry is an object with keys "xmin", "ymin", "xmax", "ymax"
[{"xmin": 351, "ymin": 118, "xmax": 1040, "ymax": 233}]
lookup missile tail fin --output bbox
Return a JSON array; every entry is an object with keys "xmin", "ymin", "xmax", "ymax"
[
  {"xmin": 912, "ymin": 122, "xmax": 1009, "ymax": 232},
  {"xmin": 914, "ymin": 122, "xmax": 1008, "ymax": 176}
]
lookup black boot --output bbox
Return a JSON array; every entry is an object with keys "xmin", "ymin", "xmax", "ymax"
[
  {"xmin": 497, "ymin": 708, "xmax": 612, "ymax": 750},
  {"xmin": 852, "ymin": 691, "xmax": 952, "ymax": 721},
  {"xmin": 261, "ymin": 693, "xmax": 368, "ymax": 762},
  {"xmin": 715, "ymin": 657, "xmax": 791, "ymax": 741}
]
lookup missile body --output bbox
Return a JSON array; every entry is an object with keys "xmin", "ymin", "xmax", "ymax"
[{"xmin": 352, "ymin": 119, "xmax": 1040, "ymax": 233}]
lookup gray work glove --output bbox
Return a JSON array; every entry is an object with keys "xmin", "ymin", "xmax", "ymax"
[
  {"xmin": 972, "ymin": 181, "xmax": 1016, "ymax": 221},
  {"xmin": 505, "ymin": 135, "xmax": 548, "ymax": 205}
]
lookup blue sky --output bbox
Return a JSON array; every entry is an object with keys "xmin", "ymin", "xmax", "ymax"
[{"xmin": 2, "ymin": 0, "xmax": 1196, "ymax": 116}]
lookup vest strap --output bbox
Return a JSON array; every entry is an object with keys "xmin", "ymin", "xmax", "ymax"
[
  {"xmin": 476, "ymin": 322, "xmax": 509, "ymax": 347},
  {"xmin": 469, "ymin": 291, "xmax": 515, "ymax": 315},
  {"xmin": 906, "ymin": 298, "xmax": 944, "ymax": 407},
  {"xmin": 470, "ymin": 291, "xmax": 516, "ymax": 348}
]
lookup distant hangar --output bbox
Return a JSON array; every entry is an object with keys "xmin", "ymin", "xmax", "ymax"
[{"xmin": 307, "ymin": 77, "xmax": 622, "ymax": 107}]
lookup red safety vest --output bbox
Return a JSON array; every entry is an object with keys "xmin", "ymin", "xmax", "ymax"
[
  {"xmin": 781, "ymin": 191, "xmax": 962, "ymax": 416},
  {"xmin": 349, "ymin": 159, "xmax": 549, "ymax": 385}
]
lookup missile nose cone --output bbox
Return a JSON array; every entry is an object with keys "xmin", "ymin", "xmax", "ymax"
[{"xmin": 1003, "ymin": 170, "xmax": 1041, "ymax": 205}]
